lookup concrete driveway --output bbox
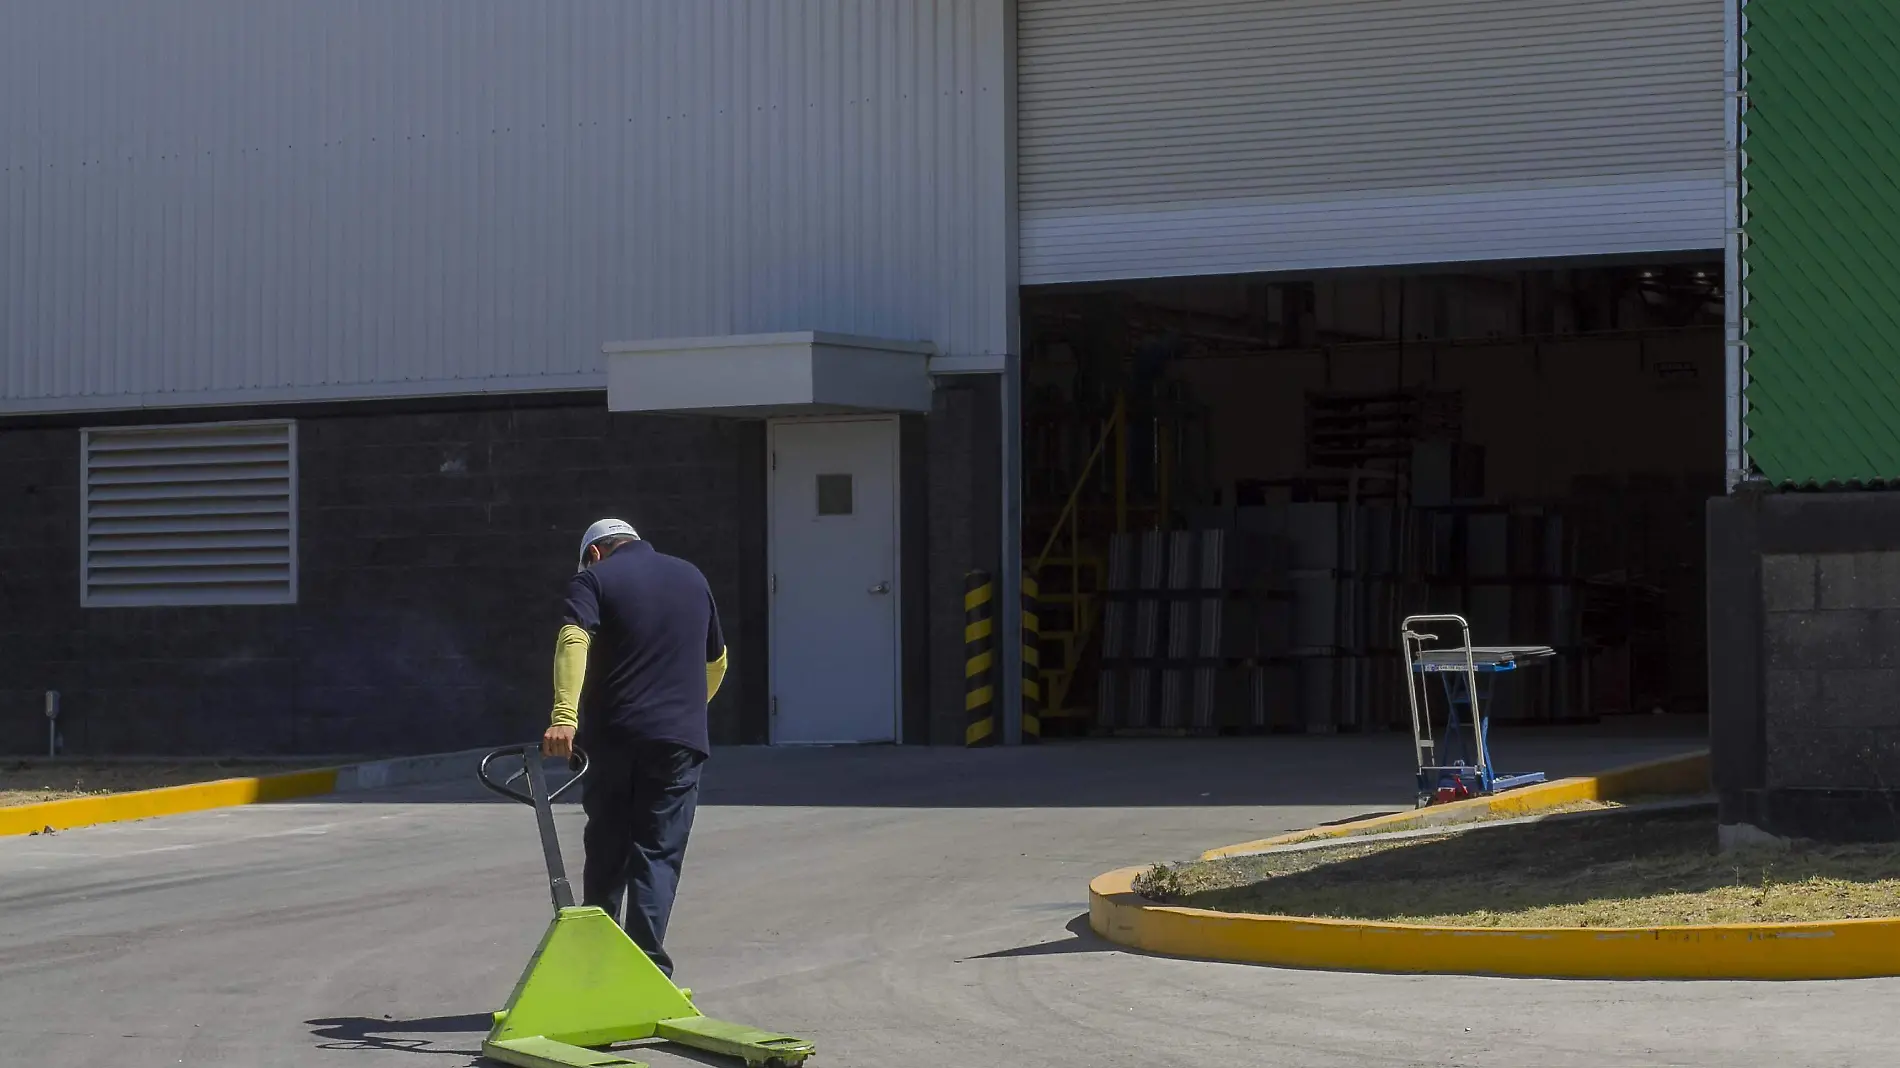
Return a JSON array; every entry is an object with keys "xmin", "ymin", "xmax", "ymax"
[{"xmin": 4, "ymin": 726, "xmax": 1893, "ymax": 1068}]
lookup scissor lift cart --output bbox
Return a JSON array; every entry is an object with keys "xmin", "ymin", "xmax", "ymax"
[{"xmin": 1401, "ymin": 614, "xmax": 1553, "ymax": 808}]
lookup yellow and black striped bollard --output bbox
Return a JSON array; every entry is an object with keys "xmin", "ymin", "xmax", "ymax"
[{"xmin": 964, "ymin": 571, "xmax": 995, "ymax": 746}]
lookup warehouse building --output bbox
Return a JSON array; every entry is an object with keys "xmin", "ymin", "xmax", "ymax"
[{"xmin": 1, "ymin": 1, "xmax": 1741, "ymax": 758}]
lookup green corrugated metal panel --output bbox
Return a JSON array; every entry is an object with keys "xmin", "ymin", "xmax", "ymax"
[{"xmin": 1743, "ymin": 1, "xmax": 1900, "ymax": 484}]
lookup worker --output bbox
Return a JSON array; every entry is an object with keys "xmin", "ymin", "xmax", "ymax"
[{"xmin": 541, "ymin": 518, "xmax": 727, "ymax": 979}]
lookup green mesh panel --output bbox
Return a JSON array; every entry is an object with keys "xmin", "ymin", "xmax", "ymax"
[{"xmin": 1743, "ymin": 0, "xmax": 1900, "ymax": 483}]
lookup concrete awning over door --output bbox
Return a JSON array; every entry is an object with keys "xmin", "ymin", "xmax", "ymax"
[{"xmin": 603, "ymin": 332, "xmax": 935, "ymax": 416}]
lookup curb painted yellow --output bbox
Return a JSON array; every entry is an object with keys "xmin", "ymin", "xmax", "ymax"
[
  {"xmin": 1200, "ymin": 749, "xmax": 1710, "ymax": 860},
  {"xmin": 1091, "ymin": 748, "xmax": 1900, "ymax": 979},
  {"xmin": 0, "ymin": 767, "xmax": 340, "ymax": 838},
  {"xmin": 1088, "ymin": 866, "xmax": 1900, "ymax": 981},
  {"xmin": 1592, "ymin": 746, "xmax": 1713, "ymax": 796}
]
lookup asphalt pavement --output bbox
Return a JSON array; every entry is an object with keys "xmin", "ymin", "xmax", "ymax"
[{"xmin": 4, "ymin": 723, "xmax": 1892, "ymax": 1068}]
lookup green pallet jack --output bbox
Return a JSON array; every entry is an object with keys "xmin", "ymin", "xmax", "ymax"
[{"xmin": 477, "ymin": 744, "xmax": 816, "ymax": 1068}]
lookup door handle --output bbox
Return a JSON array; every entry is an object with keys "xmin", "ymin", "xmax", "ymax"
[{"xmin": 869, "ymin": 581, "xmax": 891, "ymax": 595}]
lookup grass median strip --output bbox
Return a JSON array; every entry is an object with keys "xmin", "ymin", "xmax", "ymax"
[{"xmin": 1136, "ymin": 807, "xmax": 1900, "ymax": 928}]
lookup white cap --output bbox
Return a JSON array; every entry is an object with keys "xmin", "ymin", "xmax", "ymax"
[{"xmin": 578, "ymin": 518, "xmax": 639, "ymax": 570}]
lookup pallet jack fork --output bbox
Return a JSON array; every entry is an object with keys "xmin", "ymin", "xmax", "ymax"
[
  {"xmin": 476, "ymin": 745, "xmax": 816, "ymax": 1068},
  {"xmin": 1400, "ymin": 615, "xmax": 1552, "ymax": 809}
]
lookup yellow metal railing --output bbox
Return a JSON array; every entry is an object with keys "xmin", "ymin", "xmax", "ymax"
[
  {"xmin": 1034, "ymin": 392, "xmax": 1127, "ymax": 570},
  {"xmin": 1032, "ymin": 393, "xmax": 1127, "ymax": 719}
]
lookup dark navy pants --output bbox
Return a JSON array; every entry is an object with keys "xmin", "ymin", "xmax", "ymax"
[{"xmin": 579, "ymin": 739, "xmax": 704, "ymax": 978}]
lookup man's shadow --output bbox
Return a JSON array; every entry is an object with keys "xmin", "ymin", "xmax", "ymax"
[{"xmin": 307, "ymin": 1014, "xmax": 490, "ymax": 1058}]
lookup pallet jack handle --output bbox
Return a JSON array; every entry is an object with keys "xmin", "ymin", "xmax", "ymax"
[{"xmin": 478, "ymin": 744, "xmax": 590, "ymax": 912}]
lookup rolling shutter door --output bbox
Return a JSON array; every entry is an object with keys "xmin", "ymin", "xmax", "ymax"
[{"xmin": 1018, "ymin": 0, "xmax": 1726, "ymax": 284}]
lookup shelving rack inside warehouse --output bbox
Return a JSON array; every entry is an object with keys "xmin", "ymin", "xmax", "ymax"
[
  {"xmin": 1022, "ymin": 269, "xmax": 1720, "ymax": 736},
  {"xmin": 1023, "ymin": 370, "xmax": 1213, "ymax": 730}
]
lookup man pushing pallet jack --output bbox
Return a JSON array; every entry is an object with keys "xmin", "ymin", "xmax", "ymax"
[
  {"xmin": 1401, "ymin": 614, "xmax": 1553, "ymax": 809},
  {"xmin": 475, "ymin": 520, "xmax": 814, "ymax": 1068}
]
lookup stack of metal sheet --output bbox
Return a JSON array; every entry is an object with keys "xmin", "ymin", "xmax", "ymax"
[
  {"xmin": 1095, "ymin": 523, "xmax": 1308, "ymax": 732},
  {"xmin": 1095, "ymin": 534, "xmax": 1135, "ymax": 731},
  {"xmin": 1126, "ymin": 530, "xmax": 1168, "ymax": 728},
  {"xmin": 1160, "ymin": 531, "xmax": 1201, "ymax": 728},
  {"xmin": 1191, "ymin": 528, "xmax": 1228, "ymax": 729}
]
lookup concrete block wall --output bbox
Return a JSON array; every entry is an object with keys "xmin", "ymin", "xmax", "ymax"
[
  {"xmin": 924, "ymin": 375, "xmax": 1002, "ymax": 746},
  {"xmin": 0, "ymin": 397, "xmax": 770, "ymax": 756},
  {"xmin": 1760, "ymin": 552, "xmax": 1900, "ymax": 792},
  {"xmin": 1710, "ymin": 490, "xmax": 1900, "ymax": 840}
]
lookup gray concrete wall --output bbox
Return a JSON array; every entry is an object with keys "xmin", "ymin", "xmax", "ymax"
[
  {"xmin": 1, "ymin": 388, "xmax": 992, "ymax": 756},
  {"xmin": 0, "ymin": 397, "xmax": 771, "ymax": 756},
  {"xmin": 1762, "ymin": 552, "xmax": 1900, "ymax": 792},
  {"xmin": 925, "ymin": 376, "xmax": 1003, "ymax": 746},
  {"xmin": 1709, "ymin": 488, "xmax": 1900, "ymax": 840},
  {"xmin": 923, "ymin": 378, "xmax": 1010, "ymax": 744}
]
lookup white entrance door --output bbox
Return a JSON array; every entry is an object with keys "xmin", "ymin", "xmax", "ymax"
[{"xmin": 769, "ymin": 417, "xmax": 901, "ymax": 744}]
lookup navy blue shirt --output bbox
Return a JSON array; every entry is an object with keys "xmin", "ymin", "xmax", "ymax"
[{"xmin": 563, "ymin": 540, "xmax": 724, "ymax": 756}]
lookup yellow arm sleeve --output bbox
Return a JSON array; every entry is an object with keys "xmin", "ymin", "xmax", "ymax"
[
  {"xmin": 550, "ymin": 624, "xmax": 591, "ymax": 728},
  {"xmin": 706, "ymin": 649, "xmax": 729, "ymax": 702}
]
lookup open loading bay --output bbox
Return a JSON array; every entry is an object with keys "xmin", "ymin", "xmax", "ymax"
[{"xmin": 1020, "ymin": 261, "xmax": 1724, "ymax": 737}]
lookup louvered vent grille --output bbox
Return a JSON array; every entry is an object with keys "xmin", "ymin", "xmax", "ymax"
[{"xmin": 81, "ymin": 422, "xmax": 297, "ymax": 607}]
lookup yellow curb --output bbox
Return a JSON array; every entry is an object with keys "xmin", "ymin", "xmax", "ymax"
[
  {"xmin": 0, "ymin": 767, "xmax": 341, "ymax": 838},
  {"xmin": 1088, "ymin": 866, "xmax": 1900, "ymax": 980},
  {"xmin": 1088, "ymin": 748, "xmax": 1900, "ymax": 979},
  {"xmin": 1201, "ymin": 749, "xmax": 1710, "ymax": 860}
]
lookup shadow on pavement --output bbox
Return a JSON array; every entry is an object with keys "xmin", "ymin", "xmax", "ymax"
[
  {"xmin": 323, "ymin": 718, "xmax": 1706, "ymax": 810},
  {"xmin": 967, "ymin": 914, "xmax": 1115, "ymax": 960},
  {"xmin": 307, "ymin": 1013, "xmax": 489, "ymax": 1058},
  {"xmin": 306, "ymin": 1014, "xmax": 760, "ymax": 1068},
  {"xmin": 1315, "ymin": 809, "xmax": 1405, "ymax": 827}
]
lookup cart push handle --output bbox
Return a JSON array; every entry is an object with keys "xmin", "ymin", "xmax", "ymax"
[
  {"xmin": 478, "ymin": 743, "xmax": 590, "ymax": 806},
  {"xmin": 477, "ymin": 743, "xmax": 590, "ymax": 911}
]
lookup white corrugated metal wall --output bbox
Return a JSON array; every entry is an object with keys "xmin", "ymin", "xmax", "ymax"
[
  {"xmin": 0, "ymin": 0, "xmax": 1014, "ymax": 413},
  {"xmin": 1018, "ymin": 0, "xmax": 1727, "ymax": 284}
]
